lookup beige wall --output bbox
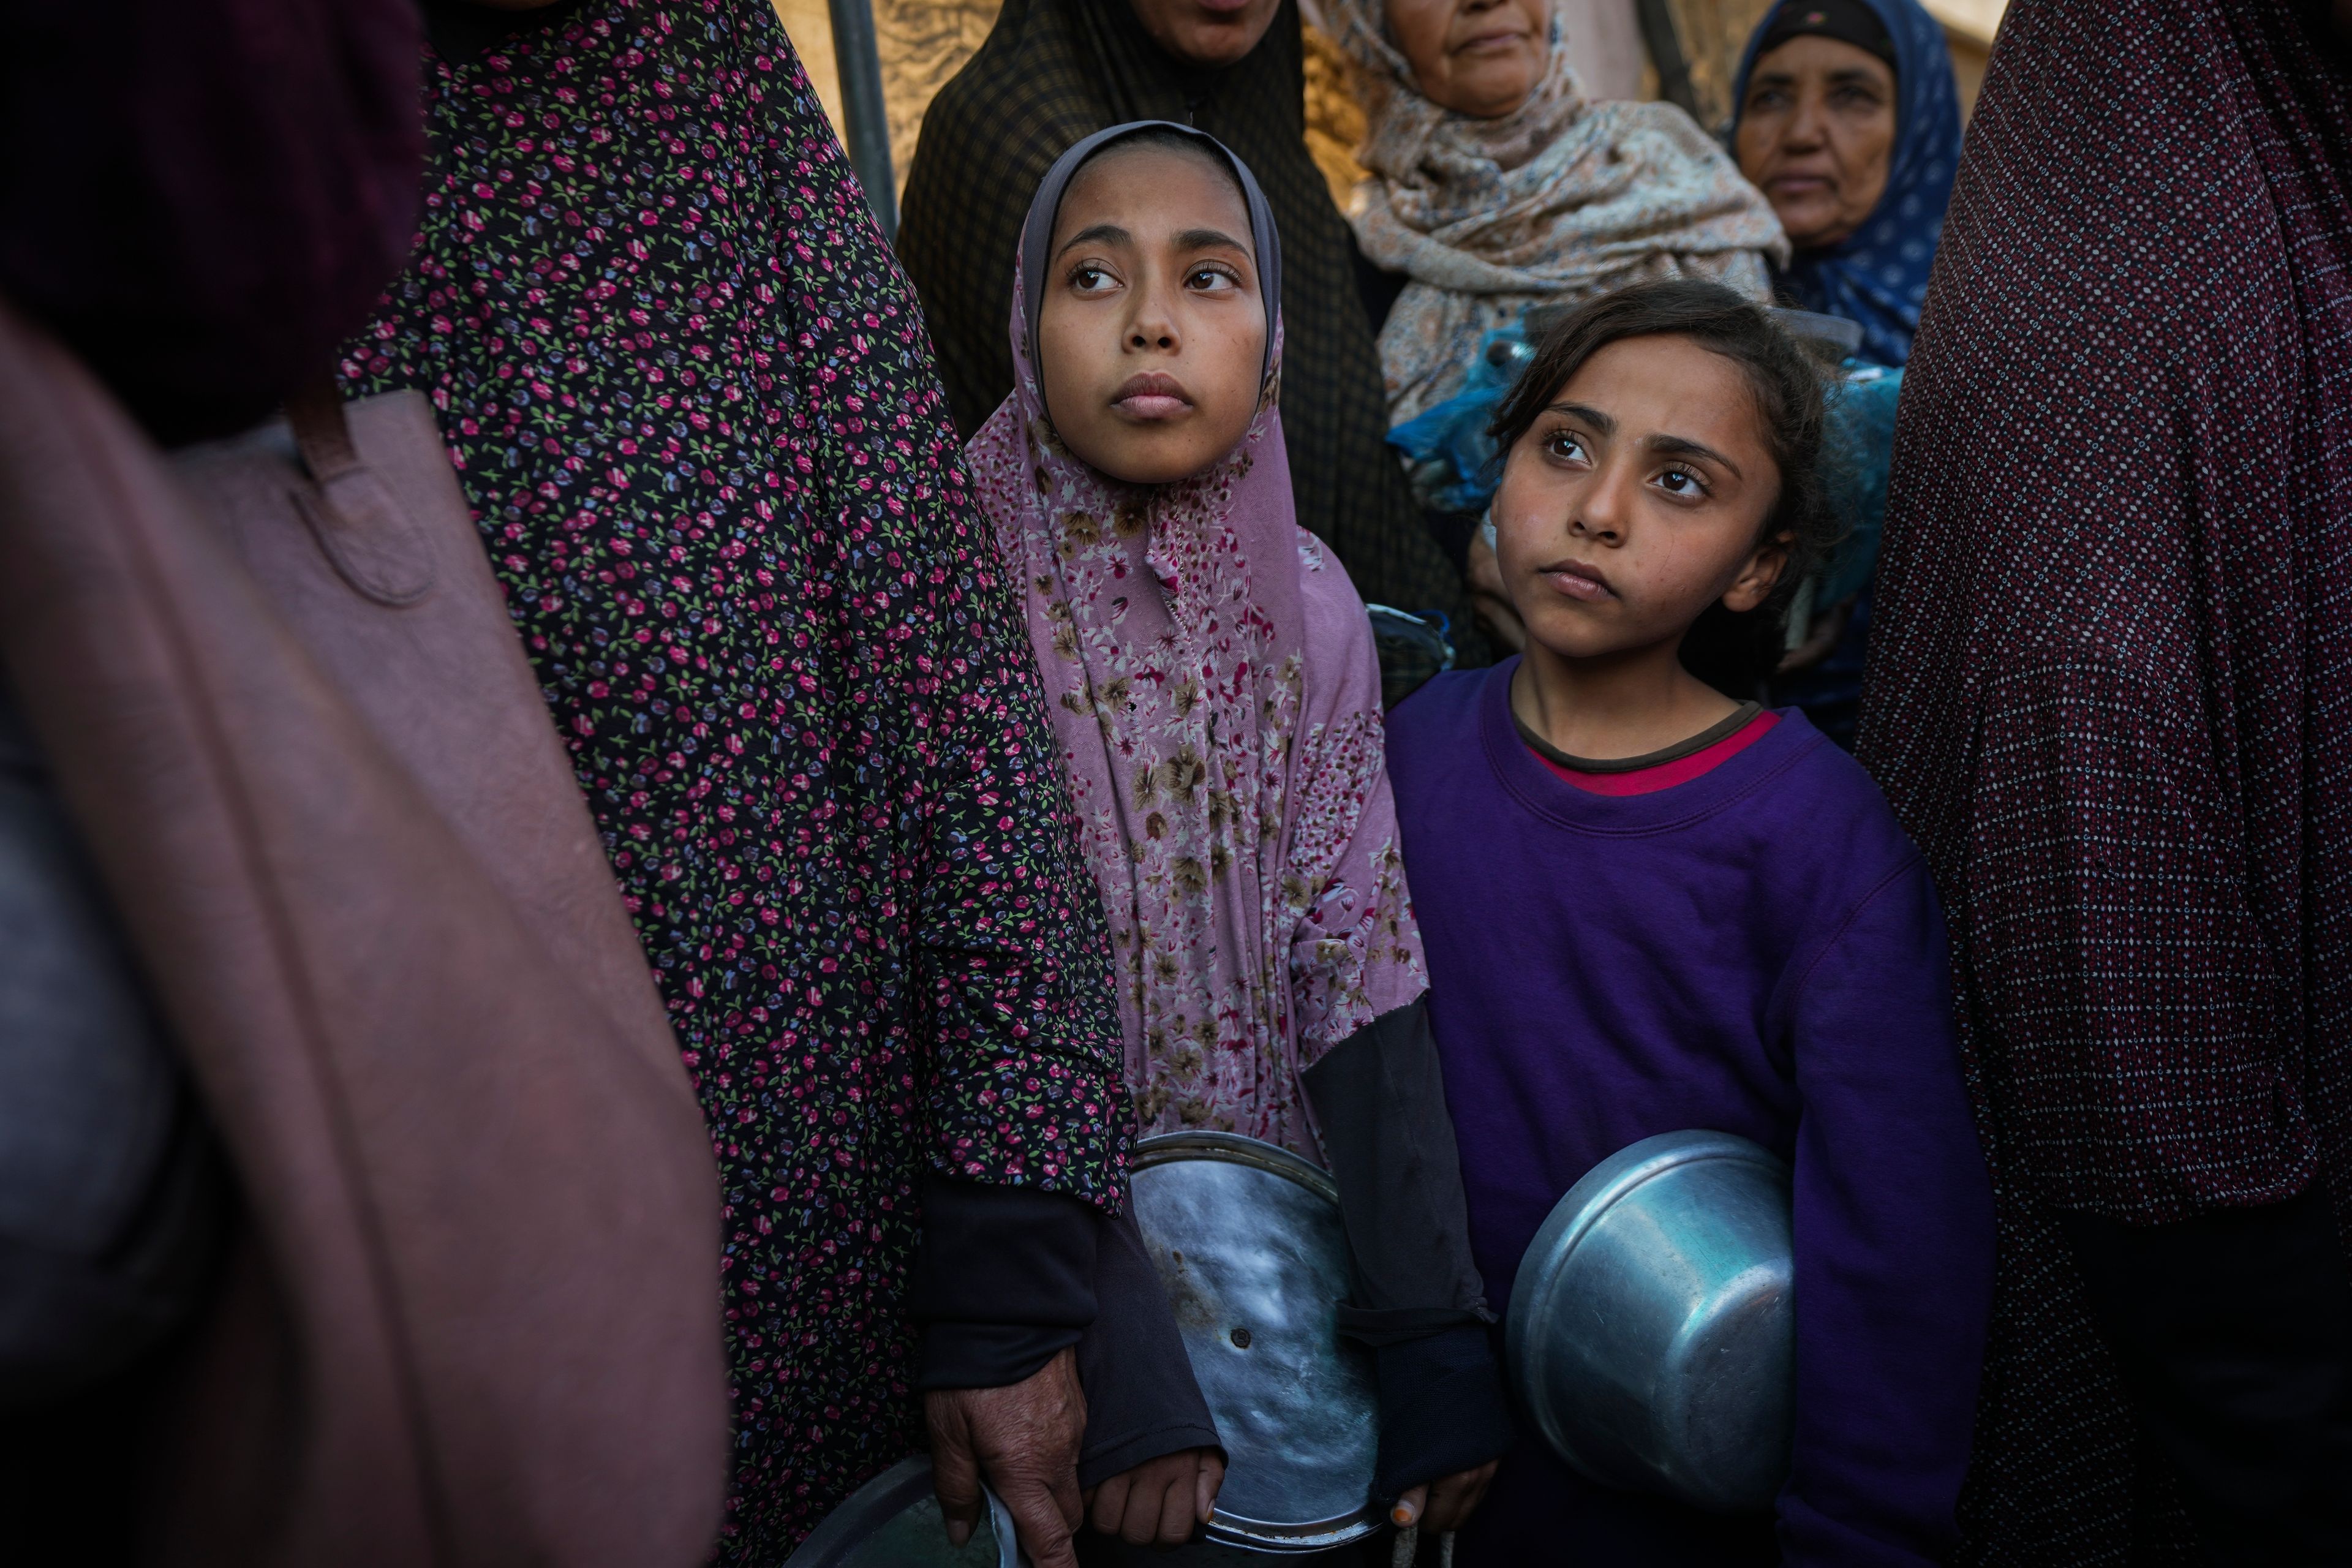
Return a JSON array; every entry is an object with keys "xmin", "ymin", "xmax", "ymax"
[
  {"xmin": 1660, "ymin": 0, "xmax": 1774, "ymax": 129},
  {"xmin": 1561, "ymin": 0, "xmax": 1648, "ymax": 102}
]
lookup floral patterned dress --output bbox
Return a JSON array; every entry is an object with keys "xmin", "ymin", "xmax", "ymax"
[{"xmin": 344, "ymin": 2, "xmax": 1131, "ymax": 1558}]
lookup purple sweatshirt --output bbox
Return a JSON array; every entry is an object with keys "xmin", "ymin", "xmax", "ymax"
[{"xmin": 1387, "ymin": 663, "xmax": 1994, "ymax": 1567}]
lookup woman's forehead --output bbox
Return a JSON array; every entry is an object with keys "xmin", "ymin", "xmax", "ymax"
[
  {"xmin": 1558, "ymin": 339, "xmax": 1771, "ymax": 454},
  {"xmin": 1750, "ymin": 32, "xmax": 1895, "ymax": 88},
  {"xmin": 1052, "ymin": 143, "xmax": 1254, "ymax": 250}
]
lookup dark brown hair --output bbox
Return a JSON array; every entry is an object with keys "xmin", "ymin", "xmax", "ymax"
[{"xmin": 1488, "ymin": 279, "xmax": 1834, "ymax": 698}]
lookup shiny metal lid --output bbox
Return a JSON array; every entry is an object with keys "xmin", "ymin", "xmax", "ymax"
[
  {"xmin": 1506, "ymin": 1129, "xmax": 1795, "ymax": 1513},
  {"xmin": 783, "ymin": 1455, "xmax": 1022, "ymax": 1568},
  {"xmin": 1130, "ymin": 1132, "xmax": 1381, "ymax": 1553}
]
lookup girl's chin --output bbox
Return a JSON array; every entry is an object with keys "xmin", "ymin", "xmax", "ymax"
[
  {"xmin": 1083, "ymin": 445, "xmax": 1220, "ymax": 486},
  {"xmin": 1067, "ymin": 425, "xmax": 1236, "ymax": 486},
  {"xmin": 1518, "ymin": 608, "xmax": 1662, "ymax": 665}
]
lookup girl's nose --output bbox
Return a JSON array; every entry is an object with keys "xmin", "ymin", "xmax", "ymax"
[
  {"xmin": 1572, "ymin": 465, "xmax": 1635, "ymax": 543},
  {"xmin": 1129, "ymin": 279, "xmax": 1181, "ymax": 351}
]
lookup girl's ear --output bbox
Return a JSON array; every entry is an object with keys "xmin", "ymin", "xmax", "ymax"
[{"xmin": 1721, "ymin": 531, "xmax": 1792, "ymax": 614}]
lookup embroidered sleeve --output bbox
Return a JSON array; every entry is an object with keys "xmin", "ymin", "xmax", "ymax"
[{"xmin": 1283, "ymin": 542, "xmax": 1428, "ymax": 1063}]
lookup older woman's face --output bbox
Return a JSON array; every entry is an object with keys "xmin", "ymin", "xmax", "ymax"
[
  {"xmin": 1384, "ymin": 0, "xmax": 1550, "ymax": 119},
  {"xmin": 1735, "ymin": 35, "xmax": 1896, "ymax": 251}
]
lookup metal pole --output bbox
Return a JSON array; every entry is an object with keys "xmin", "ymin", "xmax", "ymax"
[
  {"xmin": 1634, "ymin": 0, "xmax": 1702, "ymax": 123},
  {"xmin": 827, "ymin": 0, "xmax": 898, "ymax": 240}
]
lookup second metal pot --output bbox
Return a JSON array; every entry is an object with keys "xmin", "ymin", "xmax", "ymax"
[{"xmin": 1506, "ymin": 1129, "xmax": 1795, "ymax": 1513}]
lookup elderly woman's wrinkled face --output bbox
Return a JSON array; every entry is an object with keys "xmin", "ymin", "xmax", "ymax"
[
  {"xmin": 1128, "ymin": 0, "xmax": 1285, "ymax": 67},
  {"xmin": 1037, "ymin": 143, "xmax": 1268, "ymax": 486},
  {"xmin": 1734, "ymin": 36, "xmax": 1896, "ymax": 251},
  {"xmin": 1385, "ymin": 0, "xmax": 1550, "ymax": 119}
]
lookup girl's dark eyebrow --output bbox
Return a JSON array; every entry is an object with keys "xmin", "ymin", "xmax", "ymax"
[
  {"xmin": 1646, "ymin": 432, "xmax": 1744, "ymax": 479},
  {"xmin": 1545, "ymin": 401, "xmax": 1614, "ymax": 434},
  {"xmin": 1055, "ymin": 222, "xmax": 1133, "ymax": 258},
  {"xmin": 1543, "ymin": 402, "xmax": 1743, "ymax": 478},
  {"xmin": 1174, "ymin": 227, "xmax": 1251, "ymax": 257}
]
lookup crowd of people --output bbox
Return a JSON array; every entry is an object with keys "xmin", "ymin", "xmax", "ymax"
[{"xmin": 2, "ymin": 1, "xmax": 2348, "ymax": 1566}]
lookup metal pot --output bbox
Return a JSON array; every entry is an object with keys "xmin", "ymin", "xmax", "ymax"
[
  {"xmin": 782, "ymin": 1455, "xmax": 1020, "ymax": 1568},
  {"xmin": 1506, "ymin": 1130, "xmax": 1795, "ymax": 1513},
  {"xmin": 791, "ymin": 1133, "xmax": 1379, "ymax": 1564},
  {"xmin": 1129, "ymin": 1132, "xmax": 1381, "ymax": 1554}
]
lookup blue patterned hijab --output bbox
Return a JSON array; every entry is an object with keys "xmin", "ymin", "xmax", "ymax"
[{"xmin": 1734, "ymin": 0, "xmax": 1961, "ymax": 366}]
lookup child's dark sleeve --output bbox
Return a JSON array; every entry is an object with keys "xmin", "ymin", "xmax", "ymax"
[
  {"xmin": 1304, "ymin": 998, "xmax": 1517, "ymax": 1499},
  {"xmin": 1777, "ymin": 856, "xmax": 1995, "ymax": 1567}
]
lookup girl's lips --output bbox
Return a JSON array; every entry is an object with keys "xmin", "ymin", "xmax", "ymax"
[
  {"xmin": 1113, "ymin": 372, "xmax": 1192, "ymax": 421},
  {"xmin": 1539, "ymin": 561, "xmax": 1615, "ymax": 603}
]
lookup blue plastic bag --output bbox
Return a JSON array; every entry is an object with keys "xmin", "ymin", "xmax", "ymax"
[{"xmin": 1383, "ymin": 323, "xmax": 1536, "ymax": 516}]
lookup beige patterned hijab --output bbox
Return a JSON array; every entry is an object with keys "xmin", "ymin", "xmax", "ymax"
[{"xmin": 1327, "ymin": 0, "xmax": 1787, "ymax": 422}]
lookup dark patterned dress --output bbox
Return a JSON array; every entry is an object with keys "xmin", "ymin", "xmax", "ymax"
[
  {"xmin": 344, "ymin": 3, "xmax": 1131, "ymax": 1558},
  {"xmin": 1857, "ymin": 1, "xmax": 2352, "ymax": 1560}
]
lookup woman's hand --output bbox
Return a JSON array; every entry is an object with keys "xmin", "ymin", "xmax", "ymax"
[
  {"xmin": 1391, "ymin": 1460, "xmax": 1499, "ymax": 1535},
  {"xmin": 1466, "ymin": 532, "xmax": 1526, "ymax": 654},
  {"xmin": 1083, "ymin": 1446, "xmax": 1226, "ymax": 1547},
  {"xmin": 925, "ymin": 1348, "xmax": 1088, "ymax": 1568}
]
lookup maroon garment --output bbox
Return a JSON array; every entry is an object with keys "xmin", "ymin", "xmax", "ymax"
[
  {"xmin": 1856, "ymin": 1, "xmax": 2352, "ymax": 1559},
  {"xmin": 0, "ymin": 0, "xmax": 423, "ymax": 444}
]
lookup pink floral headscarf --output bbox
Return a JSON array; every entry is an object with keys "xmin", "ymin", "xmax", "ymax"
[{"xmin": 965, "ymin": 123, "xmax": 1427, "ymax": 1158}]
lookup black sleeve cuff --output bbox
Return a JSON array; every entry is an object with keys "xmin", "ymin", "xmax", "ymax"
[
  {"xmin": 911, "ymin": 1172, "xmax": 1099, "ymax": 1390},
  {"xmin": 1301, "ymin": 1000, "xmax": 1493, "ymax": 1323},
  {"xmin": 1074, "ymin": 1200, "xmax": 1223, "ymax": 1488},
  {"xmin": 919, "ymin": 1321, "xmax": 1086, "ymax": 1391},
  {"xmin": 1371, "ymin": 1324, "xmax": 1517, "ymax": 1498},
  {"xmin": 1335, "ymin": 1303, "xmax": 1490, "ymax": 1348}
]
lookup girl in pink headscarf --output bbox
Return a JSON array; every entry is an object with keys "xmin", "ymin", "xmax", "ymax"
[{"xmin": 965, "ymin": 119, "xmax": 1511, "ymax": 1539}]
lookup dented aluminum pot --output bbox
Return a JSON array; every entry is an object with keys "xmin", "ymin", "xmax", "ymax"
[
  {"xmin": 1506, "ymin": 1129, "xmax": 1795, "ymax": 1513},
  {"xmin": 1129, "ymin": 1131, "xmax": 1381, "ymax": 1554}
]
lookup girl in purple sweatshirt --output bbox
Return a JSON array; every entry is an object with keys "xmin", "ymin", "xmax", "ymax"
[{"xmin": 1386, "ymin": 280, "xmax": 1994, "ymax": 1566}]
